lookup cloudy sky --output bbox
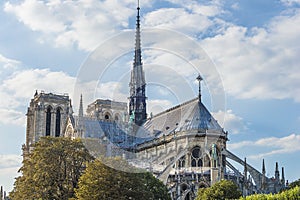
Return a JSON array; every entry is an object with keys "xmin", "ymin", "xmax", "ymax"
[{"xmin": 1, "ymin": 0, "xmax": 300, "ymax": 192}]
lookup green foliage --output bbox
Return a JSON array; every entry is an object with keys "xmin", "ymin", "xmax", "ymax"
[
  {"xmin": 10, "ymin": 137, "xmax": 93, "ymax": 200},
  {"xmin": 196, "ymin": 179, "xmax": 242, "ymax": 200},
  {"xmin": 240, "ymin": 186, "xmax": 300, "ymax": 200},
  {"xmin": 75, "ymin": 157, "xmax": 171, "ymax": 200},
  {"xmin": 289, "ymin": 179, "xmax": 300, "ymax": 189}
]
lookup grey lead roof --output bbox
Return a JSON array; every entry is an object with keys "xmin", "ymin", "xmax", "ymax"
[
  {"xmin": 143, "ymin": 98, "xmax": 223, "ymax": 138},
  {"xmin": 76, "ymin": 98, "xmax": 223, "ymax": 148}
]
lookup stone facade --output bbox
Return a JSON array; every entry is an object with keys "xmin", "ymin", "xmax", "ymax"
[
  {"xmin": 86, "ymin": 99, "xmax": 128, "ymax": 122},
  {"xmin": 136, "ymin": 131, "xmax": 227, "ymax": 199},
  {"xmin": 23, "ymin": 91, "xmax": 71, "ymax": 157}
]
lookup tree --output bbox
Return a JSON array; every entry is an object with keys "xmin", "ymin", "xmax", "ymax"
[
  {"xmin": 241, "ymin": 186, "xmax": 300, "ymax": 200},
  {"xmin": 10, "ymin": 137, "xmax": 93, "ymax": 200},
  {"xmin": 75, "ymin": 157, "xmax": 171, "ymax": 200},
  {"xmin": 196, "ymin": 179, "xmax": 242, "ymax": 200},
  {"xmin": 289, "ymin": 178, "xmax": 300, "ymax": 189}
]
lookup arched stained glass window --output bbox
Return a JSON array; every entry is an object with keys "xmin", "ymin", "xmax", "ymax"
[{"xmin": 191, "ymin": 146, "xmax": 203, "ymax": 167}]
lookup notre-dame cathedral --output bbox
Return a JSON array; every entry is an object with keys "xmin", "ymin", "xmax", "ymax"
[{"xmin": 23, "ymin": 4, "xmax": 286, "ymax": 200}]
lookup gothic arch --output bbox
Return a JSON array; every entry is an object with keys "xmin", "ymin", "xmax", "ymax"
[
  {"xmin": 55, "ymin": 107, "xmax": 62, "ymax": 137},
  {"xmin": 45, "ymin": 105, "xmax": 53, "ymax": 111},
  {"xmin": 198, "ymin": 180, "xmax": 210, "ymax": 188},
  {"xmin": 103, "ymin": 110, "xmax": 113, "ymax": 120},
  {"xmin": 190, "ymin": 146, "xmax": 203, "ymax": 167},
  {"xmin": 114, "ymin": 112, "xmax": 122, "ymax": 122},
  {"xmin": 45, "ymin": 105, "xmax": 53, "ymax": 136}
]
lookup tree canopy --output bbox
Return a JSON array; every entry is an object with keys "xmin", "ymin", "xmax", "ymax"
[
  {"xmin": 241, "ymin": 186, "xmax": 300, "ymax": 200},
  {"xmin": 196, "ymin": 179, "xmax": 242, "ymax": 200},
  {"xmin": 289, "ymin": 178, "xmax": 300, "ymax": 189},
  {"xmin": 10, "ymin": 137, "xmax": 93, "ymax": 200},
  {"xmin": 75, "ymin": 157, "xmax": 171, "ymax": 200}
]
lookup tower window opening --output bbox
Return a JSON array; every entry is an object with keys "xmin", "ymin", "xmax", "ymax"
[
  {"xmin": 46, "ymin": 107, "xmax": 51, "ymax": 136},
  {"xmin": 55, "ymin": 108, "xmax": 61, "ymax": 137}
]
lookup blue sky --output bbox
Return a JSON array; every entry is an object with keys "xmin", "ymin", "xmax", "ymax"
[{"xmin": 1, "ymin": 0, "xmax": 300, "ymax": 192}]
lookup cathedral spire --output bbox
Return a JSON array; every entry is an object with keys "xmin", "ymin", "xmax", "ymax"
[
  {"xmin": 135, "ymin": 0, "xmax": 141, "ymax": 67},
  {"xmin": 77, "ymin": 94, "xmax": 84, "ymax": 137},
  {"xmin": 262, "ymin": 159, "xmax": 266, "ymax": 174},
  {"xmin": 129, "ymin": 1, "xmax": 147, "ymax": 126},
  {"xmin": 79, "ymin": 94, "xmax": 83, "ymax": 118},
  {"xmin": 275, "ymin": 162, "xmax": 280, "ymax": 181},
  {"xmin": 281, "ymin": 167, "xmax": 285, "ymax": 184},
  {"xmin": 261, "ymin": 159, "xmax": 266, "ymax": 191}
]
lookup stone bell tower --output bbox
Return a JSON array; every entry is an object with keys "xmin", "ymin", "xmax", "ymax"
[{"xmin": 23, "ymin": 90, "xmax": 71, "ymax": 157}]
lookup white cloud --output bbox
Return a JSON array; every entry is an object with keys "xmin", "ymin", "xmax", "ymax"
[
  {"xmin": 0, "ymin": 108, "xmax": 25, "ymax": 126},
  {"xmin": 231, "ymin": 3, "xmax": 239, "ymax": 10},
  {"xmin": 143, "ymin": 49, "xmax": 196, "ymax": 77},
  {"xmin": 147, "ymin": 99, "xmax": 173, "ymax": 115},
  {"xmin": 201, "ymin": 9, "xmax": 300, "ymax": 102},
  {"xmin": 2, "ymin": 69, "xmax": 75, "ymax": 99},
  {"xmin": 95, "ymin": 81, "xmax": 128, "ymax": 102},
  {"xmin": 0, "ymin": 65, "xmax": 133, "ymax": 124},
  {"xmin": 0, "ymin": 154, "xmax": 22, "ymax": 168},
  {"xmin": 4, "ymin": 0, "xmax": 65, "ymax": 33},
  {"xmin": 212, "ymin": 110, "xmax": 248, "ymax": 134},
  {"xmin": 4, "ymin": 0, "xmax": 150, "ymax": 51},
  {"xmin": 3, "ymin": 0, "xmax": 221, "ymax": 51},
  {"xmin": 3, "ymin": 0, "xmax": 300, "ymax": 103},
  {"xmin": 144, "ymin": 8, "xmax": 212, "ymax": 35},
  {"xmin": 228, "ymin": 133, "xmax": 300, "ymax": 159},
  {"xmin": 281, "ymin": 0, "xmax": 300, "ymax": 5},
  {"xmin": 0, "ymin": 54, "xmax": 20, "ymax": 70},
  {"xmin": 165, "ymin": 0, "xmax": 223, "ymax": 17},
  {"xmin": 0, "ymin": 154, "xmax": 22, "ymax": 192},
  {"xmin": 0, "ymin": 68, "xmax": 75, "ymax": 126},
  {"xmin": 227, "ymin": 140, "xmax": 253, "ymax": 150},
  {"xmin": 0, "ymin": 166, "xmax": 21, "ymax": 193},
  {"xmin": 74, "ymin": 80, "xmax": 174, "ymax": 116}
]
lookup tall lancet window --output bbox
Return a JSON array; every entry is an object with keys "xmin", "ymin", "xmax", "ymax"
[
  {"xmin": 55, "ymin": 108, "xmax": 61, "ymax": 137},
  {"xmin": 46, "ymin": 106, "xmax": 52, "ymax": 136}
]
